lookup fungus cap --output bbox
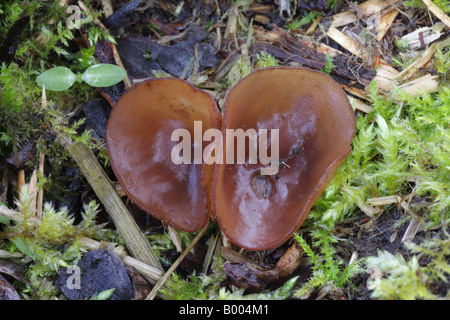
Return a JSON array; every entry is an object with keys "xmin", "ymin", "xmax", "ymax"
[
  {"xmin": 213, "ymin": 67, "xmax": 356, "ymax": 250},
  {"xmin": 105, "ymin": 78, "xmax": 221, "ymax": 232}
]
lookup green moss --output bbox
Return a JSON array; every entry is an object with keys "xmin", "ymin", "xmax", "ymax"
[
  {"xmin": 3, "ymin": 187, "xmax": 117, "ymax": 299},
  {"xmin": 366, "ymin": 236, "xmax": 450, "ymax": 300},
  {"xmin": 293, "ymin": 232, "xmax": 363, "ymax": 298}
]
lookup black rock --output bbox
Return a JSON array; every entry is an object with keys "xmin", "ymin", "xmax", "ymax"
[
  {"xmin": 104, "ymin": 0, "xmax": 142, "ymax": 30},
  {"xmin": 56, "ymin": 249, "xmax": 134, "ymax": 300},
  {"xmin": 82, "ymin": 100, "xmax": 111, "ymax": 140},
  {"xmin": 0, "ymin": 15, "xmax": 30, "ymax": 65}
]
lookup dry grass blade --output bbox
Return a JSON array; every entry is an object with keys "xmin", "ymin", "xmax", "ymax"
[{"xmin": 145, "ymin": 221, "xmax": 211, "ymax": 300}]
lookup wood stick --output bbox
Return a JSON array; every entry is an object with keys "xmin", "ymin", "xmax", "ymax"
[
  {"xmin": 306, "ymin": 16, "xmax": 322, "ymax": 35},
  {"xmin": 36, "ymin": 153, "xmax": 45, "ymax": 220},
  {"xmin": 17, "ymin": 170, "xmax": 25, "ymax": 202},
  {"xmin": 145, "ymin": 221, "xmax": 210, "ymax": 300},
  {"xmin": 37, "ymin": 85, "xmax": 47, "ymax": 220},
  {"xmin": 66, "ymin": 140, "xmax": 163, "ymax": 272},
  {"xmin": 366, "ymin": 195, "xmax": 400, "ymax": 206},
  {"xmin": 422, "ymin": 0, "xmax": 450, "ymax": 29}
]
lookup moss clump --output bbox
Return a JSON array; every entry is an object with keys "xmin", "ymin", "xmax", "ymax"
[{"xmin": 3, "ymin": 187, "xmax": 117, "ymax": 299}]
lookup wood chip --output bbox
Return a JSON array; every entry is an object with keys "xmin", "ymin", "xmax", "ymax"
[
  {"xmin": 275, "ymin": 242, "xmax": 303, "ymax": 277},
  {"xmin": 402, "ymin": 218, "xmax": 424, "ymax": 242},
  {"xmin": 393, "ymin": 74, "xmax": 440, "ymax": 99},
  {"xmin": 331, "ymin": 0, "xmax": 401, "ymax": 27},
  {"xmin": 395, "ymin": 43, "xmax": 437, "ymax": 81},
  {"xmin": 422, "ymin": 0, "xmax": 450, "ymax": 29},
  {"xmin": 376, "ymin": 9, "xmax": 399, "ymax": 41},
  {"xmin": 327, "ymin": 26, "xmax": 369, "ymax": 61},
  {"xmin": 349, "ymin": 95, "xmax": 373, "ymax": 113},
  {"xmin": 401, "ymin": 23, "xmax": 446, "ymax": 49}
]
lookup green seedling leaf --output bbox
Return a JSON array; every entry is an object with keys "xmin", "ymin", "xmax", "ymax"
[
  {"xmin": 81, "ymin": 64, "xmax": 126, "ymax": 87},
  {"xmin": 11, "ymin": 237, "xmax": 34, "ymax": 259},
  {"xmin": 89, "ymin": 288, "xmax": 115, "ymax": 300},
  {"xmin": 36, "ymin": 66, "xmax": 77, "ymax": 91}
]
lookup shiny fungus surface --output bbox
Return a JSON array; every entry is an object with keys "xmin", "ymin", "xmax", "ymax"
[
  {"xmin": 213, "ymin": 67, "xmax": 356, "ymax": 250},
  {"xmin": 106, "ymin": 78, "xmax": 221, "ymax": 232}
]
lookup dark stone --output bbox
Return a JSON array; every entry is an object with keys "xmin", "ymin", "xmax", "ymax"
[
  {"xmin": 104, "ymin": 0, "xmax": 142, "ymax": 30},
  {"xmin": 56, "ymin": 249, "xmax": 134, "ymax": 300},
  {"xmin": 0, "ymin": 15, "xmax": 30, "ymax": 65},
  {"xmin": 82, "ymin": 100, "xmax": 111, "ymax": 140},
  {"xmin": 5, "ymin": 139, "xmax": 35, "ymax": 171}
]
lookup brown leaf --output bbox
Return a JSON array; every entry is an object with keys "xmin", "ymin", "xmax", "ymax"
[
  {"xmin": 224, "ymin": 262, "xmax": 279, "ymax": 292},
  {"xmin": 0, "ymin": 273, "xmax": 20, "ymax": 300},
  {"xmin": 275, "ymin": 243, "xmax": 303, "ymax": 277}
]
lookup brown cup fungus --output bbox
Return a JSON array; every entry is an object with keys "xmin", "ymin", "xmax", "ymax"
[
  {"xmin": 106, "ymin": 78, "xmax": 221, "ymax": 232},
  {"xmin": 106, "ymin": 67, "xmax": 356, "ymax": 251},
  {"xmin": 213, "ymin": 67, "xmax": 356, "ymax": 250}
]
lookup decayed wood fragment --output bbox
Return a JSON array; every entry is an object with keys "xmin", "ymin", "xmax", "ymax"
[
  {"xmin": 327, "ymin": 26, "xmax": 369, "ymax": 61},
  {"xmin": 393, "ymin": 74, "xmax": 440, "ymax": 99},
  {"xmin": 253, "ymin": 26, "xmax": 375, "ymax": 86},
  {"xmin": 349, "ymin": 95, "xmax": 373, "ymax": 113},
  {"xmin": 395, "ymin": 43, "xmax": 437, "ymax": 81},
  {"xmin": 376, "ymin": 9, "xmax": 399, "ymax": 41},
  {"xmin": 331, "ymin": 0, "xmax": 401, "ymax": 27}
]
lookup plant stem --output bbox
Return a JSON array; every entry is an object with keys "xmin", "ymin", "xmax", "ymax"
[
  {"xmin": 66, "ymin": 139, "xmax": 163, "ymax": 272},
  {"xmin": 146, "ymin": 221, "xmax": 211, "ymax": 300}
]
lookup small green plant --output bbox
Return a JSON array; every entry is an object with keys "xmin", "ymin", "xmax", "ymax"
[
  {"xmin": 89, "ymin": 288, "xmax": 116, "ymax": 300},
  {"xmin": 256, "ymin": 51, "xmax": 279, "ymax": 68},
  {"xmin": 3, "ymin": 187, "xmax": 117, "ymax": 299},
  {"xmin": 293, "ymin": 232, "xmax": 363, "ymax": 298},
  {"xmin": 320, "ymin": 54, "xmax": 334, "ymax": 74},
  {"xmin": 366, "ymin": 236, "xmax": 450, "ymax": 300},
  {"xmin": 288, "ymin": 11, "xmax": 321, "ymax": 31},
  {"xmin": 36, "ymin": 64, "xmax": 126, "ymax": 91}
]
